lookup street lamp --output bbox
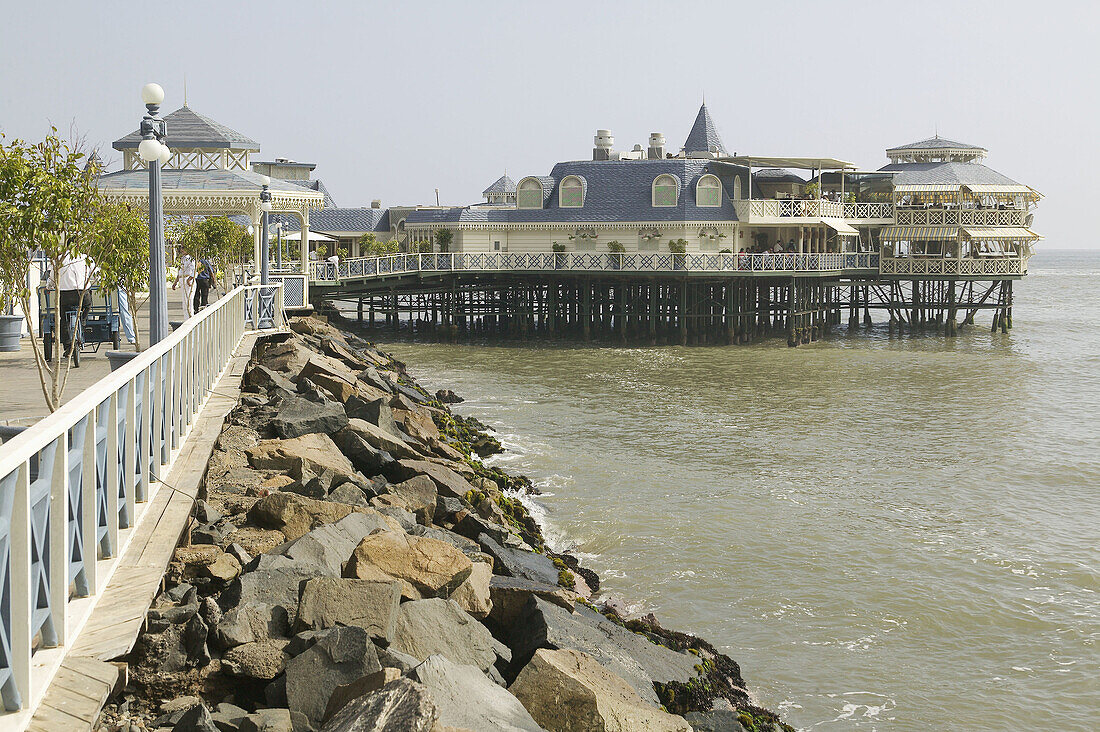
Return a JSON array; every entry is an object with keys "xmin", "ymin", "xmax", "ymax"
[
  {"xmin": 139, "ymin": 83, "xmax": 171, "ymax": 346},
  {"xmin": 274, "ymin": 222, "xmax": 284, "ymax": 270},
  {"xmin": 259, "ymin": 175, "xmax": 272, "ymax": 285}
]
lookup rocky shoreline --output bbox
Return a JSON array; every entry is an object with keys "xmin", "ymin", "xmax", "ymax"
[{"xmin": 95, "ymin": 314, "xmax": 792, "ymax": 732}]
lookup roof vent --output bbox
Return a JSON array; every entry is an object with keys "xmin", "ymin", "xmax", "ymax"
[
  {"xmin": 371, "ymin": 199, "xmax": 382, "ymax": 209},
  {"xmin": 648, "ymin": 133, "xmax": 666, "ymax": 160},
  {"xmin": 593, "ymin": 129, "xmax": 613, "ymax": 161}
]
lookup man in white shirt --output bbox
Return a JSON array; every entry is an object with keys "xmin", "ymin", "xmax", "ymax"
[
  {"xmin": 47, "ymin": 254, "xmax": 93, "ymax": 362},
  {"xmin": 172, "ymin": 245, "xmax": 197, "ymax": 317}
]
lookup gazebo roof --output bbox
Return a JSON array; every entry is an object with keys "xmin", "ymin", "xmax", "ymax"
[
  {"xmin": 887, "ymin": 136, "xmax": 985, "ymax": 153},
  {"xmin": 112, "ymin": 105, "xmax": 260, "ymax": 151},
  {"xmin": 98, "ymin": 168, "xmax": 313, "ymax": 193},
  {"xmin": 482, "ymin": 174, "xmax": 516, "ymax": 197}
]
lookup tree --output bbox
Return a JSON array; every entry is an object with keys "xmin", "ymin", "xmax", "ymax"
[
  {"xmin": 88, "ymin": 202, "xmax": 149, "ymax": 350},
  {"xmin": 359, "ymin": 233, "xmax": 399, "ymax": 258},
  {"xmin": 434, "ymin": 228, "xmax": 454, "ymax": 253},
  {"xmin": 0, "ymin": 131, "xmax": 102, "ymax": 411},
  {"xmin": 181, "ymin": 216, "xmax": 250, "ymax": 292}
]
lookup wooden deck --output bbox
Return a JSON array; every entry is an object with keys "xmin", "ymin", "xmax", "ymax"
[{"xmin": 23, "ymin": 333, "xmax": 259, "ymax": 732}]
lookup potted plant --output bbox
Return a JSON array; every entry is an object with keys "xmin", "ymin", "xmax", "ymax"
[
  {"xmin": 607, "ymin": 240, "xmax": 625, "ymax": 270},
  {"xmin": 669, "ymin": 238, "xmax": 687, "ymax": 270},
  {"xmin": 552, "ymin": 242, "xmax": 567, "ymax": 269},
  {"xmin": 0, "ymin": 284, "xmax": 23, "ymax": 352}
]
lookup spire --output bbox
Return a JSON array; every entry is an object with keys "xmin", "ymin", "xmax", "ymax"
[{"xmin": 683, "ymin": 102, "xmax": 727, "ymax": 156}]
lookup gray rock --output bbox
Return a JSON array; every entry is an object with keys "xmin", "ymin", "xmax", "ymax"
[
  {"xmin": 509, "ymin": 597, "xmax": 702, "ymax": 705},
  {"xmin": 246, "ymin": 363, "xmax": 298, "ymax": 400},
  {"xmin": 356, "ymin": 366, "xmax": 394, "ymax": 396},
  {"xmin": 385, "ymin": 476, "xmax": 436, "ymax": 524},
  {"xmin": 210, "ymin": 703, "xmax": 249, "ymax": 732},
  {"xmin": 408, "ymin": 525, "xmax": 480, "ymax": 554},
  {"xmin": 195, "ymin": 500, "xmax": 223, "ymax": 525},
  {"xmin": 330, "ymin": 429, "xmax": 395, "ymax": 476},
  {"xmin": 453, "ymin": 512, "xmax": 511, "ymax": 545},
  {"xmin": 214, "ymin": 602, "xmax": 290, "ymax": 649},
  {"xmin": 477, "ymin": 533, "xmax": 560, "ymax": 586},
  {"xmin": 296, "ymin": 578, "xmax": 402, "ymax": 642},
  {"xmin": 327, "ymin": 483, "xmax": 370, "ymax": 508},
  {"xmin": 373, "ymin": 505, "xmax": 417, "ymax": 532},
  {"xmin": 487, "ymin": 575, "xmax": 574, "ymax": 629},
  {"xmin": 408, "ymin": 655, "xmax": 542, "ymax": 732},
  {"xmin": 183, "ymin": 613, "xmax": 210, "ymax": 666},
  {"xmin": 149, "ymin": 603, "xmax": 199, "ymax": 626},
  {"xmin": 388, "ymin": 460, "xmax": 475, "ymax": 500},
  {"xmin": 375, "ymin": 646, "xmax": 421, "ymax": 673},
  {"xmin": 238, "ymin": 708, "xmax": 293, "ymax": 732},
  {"xmin": 264, "ymin": 674, "xmax": 287, "ymax": 707},
  {"xmin": 286, "ymin": 626, "xmax": 382, "ymax": 727},
  {"xmin": 684, "ymin": 710, "xmax": 751, "ymax": 732},
  {"xmin": 222, "ymin": 568, "xmax": 312, "ymax": 623},
  {"xmin": 226, "ymin": 543, "xmax": 253, "ymax": 567},
  {"xmin": 166, "ymin": 582, "xmax": 195, "ymax": 603},
  {"xmin": 346, "ymin": 396, "xmax": 401, "ymax": 437},
  {"xmin": 173, "ymin": 703, "xmax": 218, "ymax": 732},
  {"xmin": 221, "ymin": 639, "xmax": 290, "ymax": 680},
  {"xmin": 390, "ymin": 599, "xmax": 510, "ymax": 677},
  {"xmin": 319, "ymin": 677, "xmax": 436, "ymax": 732},
  {"xmin": 260, "ymin": 511, "xmax": 397, "ymax": 578},
  {"xmin": 272, "ymin": 394, "xmax": 349, "ymax": 439},
  {"xmin": 192, "ymin": 523, "xmax": 229, "ymax": 545}
]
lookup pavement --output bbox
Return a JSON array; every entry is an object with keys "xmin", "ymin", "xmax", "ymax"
[{"xmin": 0, "ymin": 295, "xmax": 188, "ymax": 425}]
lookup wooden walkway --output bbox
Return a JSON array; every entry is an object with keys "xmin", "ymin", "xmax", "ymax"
[{"xmin": 24, "ymin": 333, "xmax": 259, "ymax": 732}]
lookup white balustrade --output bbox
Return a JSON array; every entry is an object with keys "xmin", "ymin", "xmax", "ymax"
[
  {"xmin": 878, "ymin": 257, "xmax": 1025, "ymax": 277},
  {"xmin": 0, "ymin": 284, "xmax": 282, "ymax": 722},
  {"xmin": 894, "ymin": 208, "xmax": 1026, "ymax": 226}
]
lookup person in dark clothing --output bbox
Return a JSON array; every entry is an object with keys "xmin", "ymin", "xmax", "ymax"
[{"xmin": 194, "ymin": 258, "xmax": 215, "ymax": 311}]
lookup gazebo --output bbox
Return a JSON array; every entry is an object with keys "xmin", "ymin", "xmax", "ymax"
[{"xmin": 98, "ymin": 104, "xmax": 324, "ymax": 302}]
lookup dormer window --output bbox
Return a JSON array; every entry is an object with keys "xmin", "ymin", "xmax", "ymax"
[
  {"xmin": 696, "ymin": 174, "xmax": 722, "ymax": 207},
  {"xmin": 653, "ymin": 174, "xmax": 679, "ymax": 207},
  {"xmin": 517, "ymin": 178, "xmax": 543, "ymax": 209},
  {"xmin": 560, "ymin": 176, "xmax": 584, "ymax": 208}
]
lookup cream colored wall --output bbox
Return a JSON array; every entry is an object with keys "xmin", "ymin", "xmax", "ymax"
[{"xmin": 411, "ymin": 225, "xmax": 743, "ymax": 254}]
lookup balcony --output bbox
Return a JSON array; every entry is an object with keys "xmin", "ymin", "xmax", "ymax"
[
  {"xmin": 879, "ymin": 256, "xmax": 1026, "ymax": 277},
  {"xmin": 894, "ymin": 208, "xmax": 1026, "ymax": 226},
  {"xmin": 733, "ymin": 199, "xmax": 894, "ymax": 224}
]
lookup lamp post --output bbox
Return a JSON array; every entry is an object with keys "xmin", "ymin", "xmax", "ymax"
[
  {"xmin": 274, "ymin": 222, "xmax": 284, "ymax": 270},
  {"xmin": 139, "ymin": 83, "xmax": 172, "ymax": 345},
  {"xmin": 259, "ymin": 176, "xmax": 272, "ymax": 285}
]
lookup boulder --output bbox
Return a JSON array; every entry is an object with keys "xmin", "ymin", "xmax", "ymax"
[
  {"xmin": 452, "ymin": 512, "xmax": 511, "ymax": 546},
  {"xmin": 372, "ymin": 503, "xmax": 417, "ymax": 532},
  {"xmin": 345, "ymin": 396, "xmax": 402, "ymax": 438},
  {"xmin": 272, "ymin": 394, "xmax": 349, "ymax": 439},
  {"xmin": 340, "ymin": 419, "xmax": 420, "ymax": 460},
  {"xmin": 344, "ymin": 531, "xmax": 471, "ymax": 598},
  {"xmin": 319, "ymin": 677, "xmax": 437, "ymax": 732},
  {"xmin": 300, "ymin": 354, "xmax": 366, "ymax": 403},
  {"xmin": 246, "ymin": 432, "xmax": 356, "ymax": 477},
  {"xmin": 221, "ymin": 526, "xmax": 286, "ymax": 556},
  {"xmin": 477, "ymin": 533, "xmax": 560, "ymax": 586},
  {"xmin": 260, "ymin": 337, "xmax": 315, "ymax": 374},
  {"xmin": 393, "ymin": 408, "xmax": 440, "ymax": 444},
  {"xmin": 328, "ymin": 483, "xmax": 371, "ymax": 508},
  {"xmin": 386, "ymin": 475, "xmax": 437, "ymax": 524},
  {"xmin": 296, "ymin": 578, "xmax": 402, "ymax": 642},
  {"xmin": 683, "ymin": 710, "xmax": 752, "ymax": 732},
  {"xmin": 388, "ymin": 460, "xmax": 476, "ymax": 501},
  {"xmin": 321, "ymin": 667, "xmax": 403, "ymax": 724},
  {"xmin": 488, "ymin": 575, "xmax": 574, "ymax": 628},
  {"xmin": 204, "ymin": 552, "xmax": 242, "ymax": 583},
  {"xmin": 286, "ymin": 626, "xmax": 382, "ymax": 727},
  {"xmin": 450, "ymin": 560, "xmax": 493, "ymax": 619},
  {"xmin": 390, "ymin": 599, "xmax": 509, "ymax": 677},
  {"xmin": 408, "ymin": 655, "xmax": 542, "ymax": 732},
  {"xmin": 510, "ymin": 648, "xmax": 691, "ymax": 732},
  {"xmin": 509, "ymin": 597, "xmax": 701, "ymax": 705},
  {"xmin": 248, "ymin": 492, "xmax": 361, "ymax": 541},
  {"xmin": 408, "ymin": 525, "xmax": 480, "ymax": 555},
  {"xmin": 172, "ymin": 703, "xmax": 219, "ymax": 732},
  {"xmin": 268, "ymin": 510, "xmax": 401, "ymax": 577},
  {"xmin": 238, "ymin": 708, "xmax": 293, "ymax": 732},
  {"xmin": 195, "ymin": 499, "xmax": 223, "ymax": 525},
  {"xmin": 245, "ymin": 363, "xmax": 298, "ymax": 400},
  {"xmin": 221, "ymin": 639, "xmax": 290, "ymax": 680},
  {"xmin": 435, "ymin": 389, "xmax": 463, "ymax": 404},
  {"xmin": 210, "ymin": 702, "xmax": 250, "ymax": 732},
  {"xmin": 213, "ymin": 602, "xmax": 290, "ymax": 650},
  {"xmin": 221, "ymin": 567, "xmax": 313, "ymax": 630}
]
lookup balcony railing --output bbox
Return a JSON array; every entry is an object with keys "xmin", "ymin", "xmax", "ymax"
[
  {"xmin": 894, "ymin": 208, "xmax": 1026, "ymax": 226},
  {"xmin": 879, "ymin": 256, "xmax": 1026, "ymax": 277},
  {"xmin": 732, "ymin": 199, "xmax": 894, "ymax": 221},
  {"xmin": 310, "ymin": 252, "xmax": 882, "ymax": 282}
]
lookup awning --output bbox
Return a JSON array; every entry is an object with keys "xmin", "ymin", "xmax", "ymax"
[
  {"xmin": 720, "ymin": 155, "xmax": 856, "ymax": 170},
  {"xmin": 893, "ymin": 184, "xmax": 961, "ymax": 194},
  {"xmin": 963, "ymin": 184, "xmax": 1042, "ymax": 200},
  {"xmin": 961, "ymin": 227, "xmax": 1042, "ymax": 240},
  {"xmin": 879, "ymin": 226, "xmax": 959, "ymax": 241},
  {"xmin": 281, "ymin": 230, "xmax": 335, "ymax": 242},
  {"xmin": 821, "ymin": 219, "xmax": 860, "ymax": 236}
]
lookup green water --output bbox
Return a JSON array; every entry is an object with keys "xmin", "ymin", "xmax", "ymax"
[{"xmin": 365, "ymin": 251, "xmax": 1098, "ymax": 730}]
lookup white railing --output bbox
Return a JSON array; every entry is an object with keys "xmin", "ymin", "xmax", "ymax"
[
  {"xmin": 732, "ymin": 199, "xmax": 894, "ymax": 221},
  {"xmin": 879, "ymin": 257, "xmax": 1026, "ymax": 276},
  {"xmin": 894, "ymin": 208, "xmax": 1026, "ymax": 226},
  {"xmin": 0, "ymin": 284, "xmax": 282, "ymax": 721},
  {"xmin": 309, "ymin": 252, "xmax": 882, "ymax": 282}
]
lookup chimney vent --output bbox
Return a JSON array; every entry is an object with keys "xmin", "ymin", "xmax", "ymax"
[
  {"xmin": 648, "ymin": 133, "xmax": 666, "ymax": 160},
  {"xmin": 593, "ymin": 129, "xmax": 614, "ymax": 161},
  {"xmin": 371, "ymin": 199, "xmax": 381, "ymax": 209}
]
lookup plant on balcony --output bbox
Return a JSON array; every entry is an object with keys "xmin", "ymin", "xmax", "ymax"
[
  {"xmin": 845, "ymin": 191, "xmax": 857, "ymax": 204},
  {"xmin": 360, "ymin": 233, "xmax": 400, "ymax": 258},
  {"xmin": 552, "ymin": 242, "xmax": 566, "ymax": 253},
  {"xmin": 668, "ymin": 239, "xmax": 687, "ymax": 254},
  {"xmin": 434, "ymin": 228, "xmax": 453, "ymax": 253},
  {"xmin": 805, "ymin": 181, "xmax": 820, "ymax": 199},
  {"xmin": 607, "ymin": 241, "xmax": 625, "ymax": 253}
]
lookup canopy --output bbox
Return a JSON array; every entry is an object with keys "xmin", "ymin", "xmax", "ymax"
[
  {"xmin": 879, "ymin": 226, "xmax": 959, "ymax": 241},
  {"xmin": 280, "ymin": 230, "xmax": 335, "ymax": 242},
  {"xmin": 963, "ymin": 184, "xmax": 1041, "ymax": 200},
  {"xmin": 961, "ymin": 227, "xmax": 1041, "ymax": 240},
  {"xmin": 894, "ymin": 184, "xmax": 961, "ymax": 194},
  {"xmin": 821, "ymin": 219, "xmax": 860, "ymax": 236},
  {"xmin": 721, "ymin": 155, "xmax": 856, "ymax": 170}
]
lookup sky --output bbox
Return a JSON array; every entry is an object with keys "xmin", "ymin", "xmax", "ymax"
[{"xmin": 1, "ymin": 1, "xmax": 1097, "ymax": 248}]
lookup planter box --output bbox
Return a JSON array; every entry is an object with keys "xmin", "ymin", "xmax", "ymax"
[{"xmin": 0, "ymin": 314, "xmax": 23, "ymax": 352}]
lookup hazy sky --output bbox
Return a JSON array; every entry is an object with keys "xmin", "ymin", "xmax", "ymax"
[{"xmin": 2, "ymin": 1, "xmax": 1096, "ymax": 247}]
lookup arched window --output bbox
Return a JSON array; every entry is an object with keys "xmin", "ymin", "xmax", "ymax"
[
  {"xmin": 652, "ymin": 174, "xmax": 678, "ymax": 207},
  {"xmin": 517, "ymin": 178, "xmax": 543, "ymax": 209},
  {"xmin": 733, "ymin": 176, "xmax": 742, "ymax": 200},
  {"xmin": 697, "ymin": 174, "xmax": 722, "ymax": 207},
  {"xmin": 559, "ymin": 176, "xmax": 584, "ymax": 208}
]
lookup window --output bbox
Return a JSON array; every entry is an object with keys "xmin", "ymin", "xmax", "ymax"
[
  {"xmin": 517, "ymin": 178, "xmax": 543, "ymax": 209},
  {"xmin": 653, "ymin": 174, "xmax": 678, "ymax": 207},
  {"xmin": 560, "ymin": 176, "xmax": 584, "ymax": 208},
  {"xmin": 697, "ymin": 174, "xmax": 722, "ymax": 207},
  {"xmin": 733, "ymin": 176, "xmax": 742, "ymax": 200}
]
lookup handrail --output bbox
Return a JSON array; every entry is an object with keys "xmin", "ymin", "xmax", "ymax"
[
  {"xmin": 733, "ymin": 199, "xmax": 894, "ymax": 221},
  {"xmin": 895, "ymin": 208, "xmax": 1025, "ymax": 226},
  {"xmin": 0, "ymin": 283, "xmax": 282, "ymax": 719},
  {"xmin": 309, "ymin": 252, "xmax": 882, "ymax": 282}
]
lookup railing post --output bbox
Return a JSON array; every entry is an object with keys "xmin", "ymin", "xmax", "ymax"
[
  {"xmin": 48, "ymin": 434, "xmax": 67, "ymax": 647},
  {"xmin": 124, "ymin": 377, "xmax": 137, "ymax": 517},
  {"xmin": 81, "ymin": 411, "xmax": 98, "ymax": 582},
  {"xmin": 105, "ymin": 396, "xmax": 120, "ymax": 544},
  {"xmin": 10, "ymin": 461, "xmax": 32, "ymax": 711}
]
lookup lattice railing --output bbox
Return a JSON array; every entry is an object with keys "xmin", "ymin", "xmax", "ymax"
[
  {"xmin": 310, "ymin": 252, "xmax": 882, "ymax": 282},
  {"xmin": 732, "ymin": 199, "xmax": 891, "ymax": 221},
  {"xmin": 879, "ymin": 257, "xmax": 1025, "ymax": 276},
  {"xmin": 895, "ymin": 209, "xmax": 1026, "ymax": 226},
  {"xmin": 0, "ymin": 284, "xmax": 282, "ymax": 719}
]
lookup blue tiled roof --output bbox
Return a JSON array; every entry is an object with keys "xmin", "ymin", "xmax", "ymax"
[
  {"xmin": 878, "ymin": 161, "xmax": 1019, "ymax": 186},
  {"xmin": 683, "ymin": 103, "xmax": 727, "ymax": 156},
  {"xmin": 887, "ymin": 136, "xmax": 985, "ymax": 152},
  {"xmin": 113, "ymin": 105, "xmax": 260, "ymax": 151},
  {"xmin": 406, "ymin": 159, "xmax": 746, "ymax": 226},
  {"xmin": 482, "ymin": 174, "xmax": 516, "ymax": 196},
  {"xmin": 271, "ymin": 207, "xmax": 391, "ymax": 233},
  {"xmin": 97, "ymin": 168, "xmax": 317, "ymax": 193}
]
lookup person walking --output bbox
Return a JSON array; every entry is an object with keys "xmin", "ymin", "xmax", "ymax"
[
  {"xmin": 193, "ymin": 256, "xmax": 214, "ymax": 312},
  {"xmin": 47, "ymin": 253, "xmax": 93, "ymax": 365},
  {"xmin": 173, "ymin": 246, "xmax": 197, "ymax": 317}
]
